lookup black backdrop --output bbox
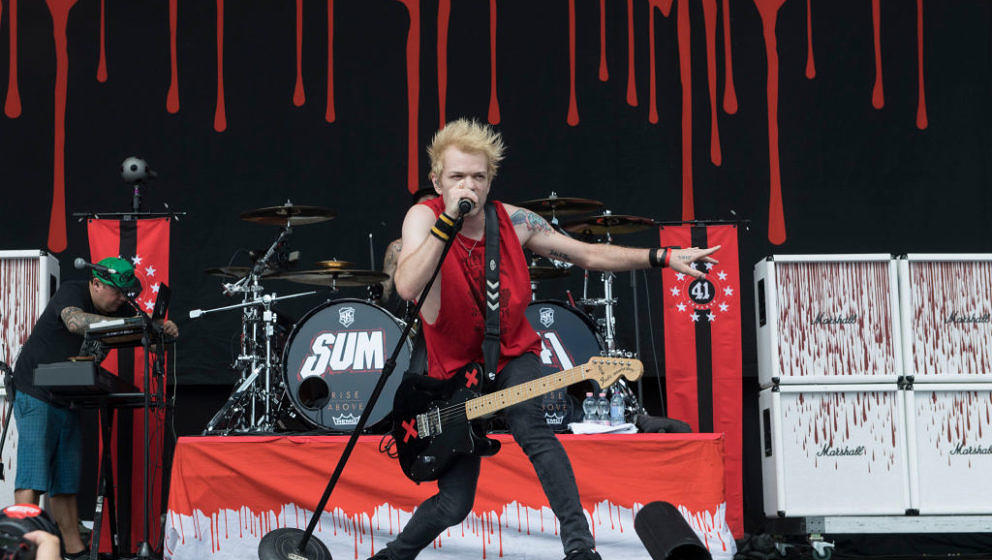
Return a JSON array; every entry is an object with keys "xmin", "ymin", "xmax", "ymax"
[{"xmin": 2, "ymin": 0, "xmax": 990, "ymax": 535}]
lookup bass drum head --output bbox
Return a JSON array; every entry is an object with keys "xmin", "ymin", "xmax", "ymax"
[
  {"xmin": 283, "ymin": 299, "xmax": 411, "ymax": 432},
  {"xmin": 525, "ymin": 301, "xmax": 605, "ymax": 429}
]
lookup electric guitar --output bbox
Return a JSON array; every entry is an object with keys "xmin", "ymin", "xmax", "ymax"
[{"xmin": 391, "ymin": 356, "xmax": 643, "ymax": 482}]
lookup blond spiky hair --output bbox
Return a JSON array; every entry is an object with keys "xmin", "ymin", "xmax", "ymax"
[{"xmin": 427, "ymin": 118, "xmax": 506, "ymax": 180}]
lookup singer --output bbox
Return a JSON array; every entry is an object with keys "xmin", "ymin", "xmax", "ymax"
[
  {"xmin": 10, "ymin": 257, "xmax": 178, "ymax": 559},
  {"xmin": 372, "ymin": 119, "xmax": 720, "ymax": 560}
]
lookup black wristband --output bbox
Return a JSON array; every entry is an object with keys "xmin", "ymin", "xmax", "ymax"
[
  {"xmin": 649, "ymin": 248, "xmax": 665, "ymax": 268},
  {"xmin": 433, "ymin": 215, "xmax": 456, "ymax": 239}
]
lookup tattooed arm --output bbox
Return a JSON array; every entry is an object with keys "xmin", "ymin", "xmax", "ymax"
[
  {"xmin": 60, "ymin": 307, "xmax": 121, "ymax": 335},
  {"xmin": 380, "ymin": 238, "xmax": 404, "ymax": 304},
  {"xmin": 505, "ymin": 203, "xmax": 719, "ymax": 276}
]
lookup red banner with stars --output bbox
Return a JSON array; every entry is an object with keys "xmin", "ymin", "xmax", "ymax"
[
  {"xmin": 659, "ymin": 224, "xmax": 742, "ymax": 537},
  {"xmin": 88, "ymin": 217, "xmax": 171, "ymax": 553}
]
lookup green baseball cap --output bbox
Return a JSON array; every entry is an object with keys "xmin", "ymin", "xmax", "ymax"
[{"xmin": 92, "ymin": 256, "xmax": 142, "ymax": 297}]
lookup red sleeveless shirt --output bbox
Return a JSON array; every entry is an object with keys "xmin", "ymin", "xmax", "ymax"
[{"xmin": 419, "ymin": 197, "xmax": 542, "ymax": 380}]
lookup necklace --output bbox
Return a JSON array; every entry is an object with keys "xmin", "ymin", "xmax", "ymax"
[{"xmin": 457, "ymin": 234, "xmax": 482, "ymax": 257}]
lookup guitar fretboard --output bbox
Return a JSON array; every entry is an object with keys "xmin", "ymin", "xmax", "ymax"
[{"xmin": 463, "ymin": 364, "xmax": 591, "ymax": 420}]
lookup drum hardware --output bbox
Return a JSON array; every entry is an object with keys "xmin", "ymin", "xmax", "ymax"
[
  {"xmin": 274, "ymin": 269, "xmax": 390, "ymax": 289},
  {"xmin": 204, "ymin": 266, "xmax": 288, "ymax": 279},
  {"xmin": 516, "ymin": 192, "xmax": 605, "ymax": 217},
  {"xmin": 239, "ymin": 201, "xmax": 337, "ymax": 226},
  {"xmin": 562, "ymin": 211, "xmax": 655, "ymax": 236},
  {"xmin": 314, "ymin": 259, "xmax": 355, "ymax": 269}
]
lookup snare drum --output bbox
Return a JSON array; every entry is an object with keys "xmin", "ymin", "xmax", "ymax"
[
  {"xmin": 525, "ymin": 301, "xmax": 604, "ymax": 428},
  {"xmin": 282, "ymin": 299, "xmax": 411, "ymax": 432}
]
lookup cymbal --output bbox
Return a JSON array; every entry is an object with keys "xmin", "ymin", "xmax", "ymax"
[
  {"xmin": 528, "ymin": 265, "xmax": 572, "ymax": 281},
  {"xmin": 315, "ymin": 259, "xmax": 354, "ymax": 269},
  {"xmin": 240, "ymin": 204, "xmax": 337, "ymax": 226},
  {"xmin": 276, "ymin": 269, "xmax": 389, "ymax": 288},
  {"xmin": 204, "ymin": 266, "xmax": 286, "ymax": 279},
  {"xmin": 563, "ymin": 213, "xmax": 655, "ymax": 235},
  {"xmin": 516, "ymin": 195, "xmax": 604, "ymax": 216}
]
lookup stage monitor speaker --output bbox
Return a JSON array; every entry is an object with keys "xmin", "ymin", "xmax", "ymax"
[{"xmin": 633, "ymin": 501, "xmax": 711, "ymax": 560}]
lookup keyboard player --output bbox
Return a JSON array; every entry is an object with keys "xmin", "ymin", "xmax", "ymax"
[{"xmin": 10, "ymin": 257, "xmax": 178, "ymax": 559}]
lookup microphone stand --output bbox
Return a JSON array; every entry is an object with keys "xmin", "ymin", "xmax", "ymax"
[{"xmin": 258, "ymin": 211, "xmax": 467, "ymax": 560}]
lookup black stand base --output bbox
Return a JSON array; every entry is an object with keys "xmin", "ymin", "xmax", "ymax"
[{"xmin": 258, "ymin": 528, "xmax": 332, "ymax": 560}]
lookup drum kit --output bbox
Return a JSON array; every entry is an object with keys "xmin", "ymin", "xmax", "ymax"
[{"xmin": 194, "ymin": 194, "xmax": 656, "ymax": 435}]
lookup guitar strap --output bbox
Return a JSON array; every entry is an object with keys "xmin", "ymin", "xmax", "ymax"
[{"xmin": 482, "ymin": 202, "xmax": 501, "ymax": 385}]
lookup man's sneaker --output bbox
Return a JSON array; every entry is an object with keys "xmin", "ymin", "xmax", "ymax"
[{"xmin": 563, "ymin": 548, "xmax": 602, "ymax": 560}]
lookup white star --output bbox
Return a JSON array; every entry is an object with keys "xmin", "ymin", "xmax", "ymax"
[
  {"xmin": 151, "ymin": 283, "xmax": 160, "ymax": 294},
  {"xmin": 143, "ymin": 299, "xmax": 155, "ymax": 311},
  {"xmin": 690, "ymin": 312, "xmax": 700, "ymax": 322},
  {"xmin": 704, "ymin": 262, "xmax": 714, "ymax": 271},
  {"xmin": 131, "ymin": 254, "xmax": 143, "ymax": 266},
  {"xmin": 719, "ymin": 302, "xmax": 729, "ymax": 312},
  {"xmin": 676, "ymin": 303, "xmax": 687, "ymax": 312},
  {"xmin": 145, "ymin": 265, "xmax": 157, "ymax": 277},
  {"xmin": 723, "ymin": 286, "xmax": 734, "ymax": 296},
  {"xmin": 670, "ymin": 286, "xmax": 680, "ymax": 297},
  {"xmin": 707, "ymin": 312, "xmax": 716, "ymax": 322},
  {"xmin": 717, "ymin": 271, "xmax": 728, "ymax": 281},
  {"xmin": 675, "ymin": 272, "xmax": 686, "ymax": 281}
]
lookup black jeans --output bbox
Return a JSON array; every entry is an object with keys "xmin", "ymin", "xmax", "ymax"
[{"xmin": 381, "ymin": 353, "xmax": 594, "ymax": 559}]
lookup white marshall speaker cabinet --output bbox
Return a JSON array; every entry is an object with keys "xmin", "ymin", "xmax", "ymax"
[
  {"xmin": 898, "ymin": 254, "xmax": 992, "ymax": 383},
  {"xmin": 759, "ymin": 384, "xmax": 911, "ymax": 517},
  {"xmin": 905, "ymin": 383, "xmax": 992, "ymax": 514},
  {"xmin": 754, "ymin": 255, "xmax": 903, "ymax": 387}
]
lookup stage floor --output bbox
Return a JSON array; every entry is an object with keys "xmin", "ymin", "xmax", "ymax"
[{"xmin": 164, "ymin": 433, "xmax": 735, "ymax": 559}]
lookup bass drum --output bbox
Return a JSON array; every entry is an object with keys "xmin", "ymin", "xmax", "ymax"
[
  {"xmin": 525, "ymin": 301, "xmax": 605, "ymax": 429},
  {"xmin": 282, "ymin": 299, "xmax": 411, "ymax": 432}
]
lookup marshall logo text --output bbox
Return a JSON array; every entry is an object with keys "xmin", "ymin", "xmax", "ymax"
[
  {"xmin": 813, "ymin": 312, "xmax": 859, "ymax": 325},
  {"xmin": 945, "ymin": 311, "xmax": 991, "ymax": 325},
  {"xmin": 815, "ymin": 444, "xmax": 866, "ymax": 457},
  {"xmin": 949, "ymin": 443, "xmax": 992, "ymax": 456}
]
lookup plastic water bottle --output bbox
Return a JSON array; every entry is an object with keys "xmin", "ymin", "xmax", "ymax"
[
  {"xmin": 610, "ymin": 388, "xmax": 625, "ymax": 426},
  {"xmin": 596, "ymin": 392, "xmax": 610, "ymax": 425},
  {"xmin": 582, "ymin": 392, "xmax": 597, "ymax": 423}
]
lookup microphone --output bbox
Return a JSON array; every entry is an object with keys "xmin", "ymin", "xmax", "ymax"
[
  {"xmin": 74, "ymin": 258, "xmax": 117, "ymax": 275},
  {"xmin": 457, "ymin": 198, "xmax": 474, "ymax": 215},
  {"xmin": 121, "ymin": 156, "xmax": 158, "ymax": 184}
]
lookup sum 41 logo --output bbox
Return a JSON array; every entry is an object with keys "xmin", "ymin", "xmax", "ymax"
[{"xmin": 300, "ymin": 330, "xmax": 385, "ymax": 377}]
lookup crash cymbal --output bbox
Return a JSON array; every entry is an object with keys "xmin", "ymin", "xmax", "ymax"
[
  {"xmin": 516, "ymin": 193, "xmax": 604, "ymax": 217},
  {"xmin": 204, "ymin": 266, "xmax": 286, "ymax": 278},
  {"xmin": 276, "ymin": 269, "xmax": 389, "ymax": 288},
  {"xmin": 528, "ymin": 265, "xmax": 572, "ymax": 281},
  {"xmin": 315, "ymin": 259, "xmax": 355, "ymax": 269},
  {"xmin": 563, "ymin": 213, "xmax": 655, "ymax": 235},
  {"xmin": 240, "ymin": 203, "xmax": 337, "ymax": 226}
]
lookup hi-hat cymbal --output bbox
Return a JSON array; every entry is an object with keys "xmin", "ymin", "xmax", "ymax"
[
  {"xmin": 516, "ymin": 195, "xmax": 604, "ymax": 217},
  {"xmin": 528, "ymin": 265, "xmax": 572, "ymax": 281},
  {"xmin": 315, "ymin": 259, "xmax": 355, "ymax": 269},
  {"xmin": 240, "ymin": 203, "xmax": 337, "ymax": 226},
  {"xmin": 276, "ymin": 269, "xmax": 389, "ymax": 288},
  {"xmin": 563, "ymin": 213, "xmax": 655, "ymax": 235},
  {"xmin": 204, "ymin": 266, "xmax": 286, "ymax": 279}
]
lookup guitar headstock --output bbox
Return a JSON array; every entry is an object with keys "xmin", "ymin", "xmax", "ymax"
[{"xmin": 582, "ymin": 357, "xmax": 644, "ymax": 388}]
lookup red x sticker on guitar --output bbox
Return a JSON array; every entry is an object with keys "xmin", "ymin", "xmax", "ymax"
[
  {"xmin": 464, "ymin": 369, "xmax": 479, "ymax": 388},
  {"xmin": 401, "ymin": 418, "xmax": 418, "ymax": 443}
]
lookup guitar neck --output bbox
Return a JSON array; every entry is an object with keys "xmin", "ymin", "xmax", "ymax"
[{"xmin": 463, "ymin": 364, "xmax": 589, "ymax": 420}]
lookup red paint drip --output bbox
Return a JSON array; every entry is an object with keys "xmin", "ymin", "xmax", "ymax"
[
  {"xmin": 567, "ymin": 0, "xmax": 578, "ymax": 126},
  {"xmin": 754, "ymin": 0, "xmax": 787, "ymax": 245},
  {"xmin": 397, "ymin": 0, "xmax": 420, "ymax": 192},
  {"xmin": 4, "ymin": 0, "xmax": 21, "ymax": 118},
  {"xmin": 167, "ymin": 0, "xmax": 179, "ymax": 113},
  {"xmin": 625, "ymin": 0, "xmax": 637, "ymax": 106},
  {"xmin": 871, "ymin": 0, "xmax": 884, "ymax": 109},
  {"xmin": 647, "ymin": 0, "xmax": 674, "ymax": 124},
  {"xmin": 326, "ymin": 0, "xmax": 335, "ymax": 122},
  {"xmin": 45, "ymin": 0, "xmax": 78, "ymax": 254},
  {"xmin": 677, "ymin": 0, "xmax": 694, "ymax": 221},
  {"xmin": 915, "ymin": 0, "xmax": 928, "ymax": 129},
  {"xmin": 804, "ymin": 0, "xmax": 815, "ymax": 79},
  {"xmin": 97, "ymin": 0, "xmax": 107, "ymax": 82},
  {"xmin": 293, "ymin": 0, "xmax": 305, "ymax": 106},
  {"xmin": 437, "ymin": 0, "xmax": 449, "ymax": 127},
  {"xmin": 487, "ymin": 0, "xmax": 500, "ymax": 124},
  {"xmin": 721, "ymin": 0, "xmax": 737, "ymax": 113},
  {"xmin": 702, "ymin": 0, "xmax": 721, "ymax": 166},
  {"xmin": 214, "ymin": 0, "xmax": 227, "ymax": 132},
  {"xmin": 598, "ymin": 0, "xmax": 608, "ymax": 81}
]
